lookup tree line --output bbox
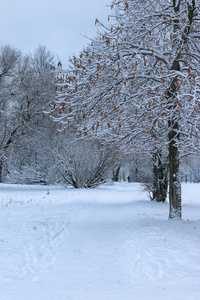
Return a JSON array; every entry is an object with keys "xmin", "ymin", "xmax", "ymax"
[{"xmin": 0, "ymin": 45, "xmax": 131, "ymax": 187}]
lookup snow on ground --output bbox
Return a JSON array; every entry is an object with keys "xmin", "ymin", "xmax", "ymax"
[{"xmin": 0, "ymin": 182, "xmax": 199, "ymax": 300}]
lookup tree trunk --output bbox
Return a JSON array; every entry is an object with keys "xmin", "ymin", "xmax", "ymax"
[
  {"xmin": 0, "ymin": 159, "xmax": 2, "ymax": 183},
  {"xmin": 113, "ymin": 164, "xmax": 121, "ymax": 182},
  {"xmin": 167, "ymin": 17, "xmax": 182, "ymax": 218},
  {"xmin": 152, "ymin": 151, "xmax": 168, "ymax": 203},
  {"xmin": 168, "ymin": 122, "xmax": 181, "ymax": 219}
]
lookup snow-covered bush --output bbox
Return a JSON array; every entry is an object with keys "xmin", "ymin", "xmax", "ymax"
[{"xmin": 50, "ymin": 136, "xmax": 116, "ymax": 188}]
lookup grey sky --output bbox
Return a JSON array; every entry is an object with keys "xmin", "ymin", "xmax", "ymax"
[{"xmin": 1, "ymin": 0, "xmax": 111, "ymax": 67}]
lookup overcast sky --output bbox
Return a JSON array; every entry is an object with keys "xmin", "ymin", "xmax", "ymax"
[{"xmin": 0, "ymin": 0, "xmax": 111, "ymax": 67}]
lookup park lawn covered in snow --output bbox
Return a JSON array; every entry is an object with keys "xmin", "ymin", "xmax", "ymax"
[{"xmin": 0, "ymin": 182, "xmax": 200, "ymax": 300}]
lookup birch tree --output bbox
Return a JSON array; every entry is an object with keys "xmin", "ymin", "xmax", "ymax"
[{"xmin": 52, "ymin": 0, "xmax": 200, "ymax": 219}]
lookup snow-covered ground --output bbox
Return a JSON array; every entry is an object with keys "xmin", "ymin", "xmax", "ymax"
[{"xmin": 0, "ymin": 182, "xmax": 199, "ymax": 300}]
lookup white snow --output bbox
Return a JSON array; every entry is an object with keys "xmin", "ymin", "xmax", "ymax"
[{"xmin": 0, "ymin": 182, "xmax": 200, "ymax": 300}]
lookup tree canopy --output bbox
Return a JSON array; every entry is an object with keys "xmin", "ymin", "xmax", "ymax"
[{"xmin": 51, "ymin": 0, "xmax": 200, "ymax": 219}]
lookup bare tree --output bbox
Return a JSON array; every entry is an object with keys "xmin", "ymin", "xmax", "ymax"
[{"xmin": 0, "ymin": 45, "xmax": 56, "ymax": 182}]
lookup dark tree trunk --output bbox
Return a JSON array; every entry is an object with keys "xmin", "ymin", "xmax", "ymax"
[
  {"xmin": 0, "ymin": 159, "xmax": 2, "ymax": 183},
  {"xmin": 113, "ymin": 164, "xmax": 121, "ymax": 182},
  {"xmin": 152, "ymin": 151, "xmax": 168, "ymax": 203}
]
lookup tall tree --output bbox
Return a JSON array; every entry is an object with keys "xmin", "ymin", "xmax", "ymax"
[
  {"xmin": 51, "ymin": 0, "xmax": 200, "ymax": 219},
  {"xmin": 0, "ymin": 45, "xmax": 22, "ymax": 180},
  {"xmin": 0, "ymin": 45, "xmax": 55, "ymax": 182}
]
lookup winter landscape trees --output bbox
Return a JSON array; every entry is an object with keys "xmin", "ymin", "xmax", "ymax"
[
  {"xmin": 51, "ymin": 0, "xmax": 200, "ymax": 219},
  {"xmin": 0, "ymin": 1, "xmax": 200, "ymax": 220},
  {"xmin": 0, "ymin": 45, "xmax": 56, "ymax": 183},
  {"xmin": 1, "ymin": 3, "xmax": 200, "ymax": 299},
  {"xmin": 0, "ymin": 45, "xmax": 21, "ymax": 180},
  {"xmin": 0, "ymin": 45, "xmax": 120, "ymax": 187}
]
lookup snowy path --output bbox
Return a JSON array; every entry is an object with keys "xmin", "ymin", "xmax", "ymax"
[
  {"xmin": 0, "ymin": 183, "xmax": 200, "ymax": 299},
  {"xmin": 54, "ymin": 198, "xmax": 136, "ymax": 299}
]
